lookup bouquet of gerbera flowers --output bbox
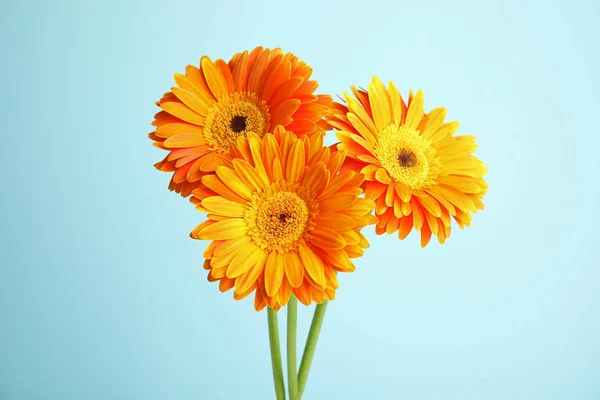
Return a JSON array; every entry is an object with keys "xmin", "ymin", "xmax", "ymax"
[{"xmin": 148, "ymin": 46, "xmax": 487, "ymax": 399}]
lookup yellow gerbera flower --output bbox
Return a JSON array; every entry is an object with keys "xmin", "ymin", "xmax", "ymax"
[
  {"xmin": 149, "ymin": 46, "xmax": 332, "ymax": 198},
  {"xmin": 326, "ymin": 77, "xmax": 488, "ymax": 247},
  {"xmin": 189, "ymin": 127, "xmax": 376, "ymax": 311}
]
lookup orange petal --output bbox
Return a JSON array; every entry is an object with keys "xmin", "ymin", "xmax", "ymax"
[
  {"xmin": 231, "ymin": 50, "xmax": 249, "ymax": 91},
  {"xmin": 319, "ymin": 194, "xmax": 356, "ymax": 213},
  {"xmin": 293, "ymin": 279, "xmax": 312, "ymax": 306},
  {"xmin": 264, "ymin": 252, "xmax": 285, "ymax": 297},
  {"xmin": 314, "ymin": 213, "xmax": 356, "ymax": 231},
  {"xmin": 163, "ymin": 134, "xmax": 205, "ymax": 148},
  {"xmin": 201, "ymin": 175, "xmax": 247, "ymax": 204},
  {"xmin": 271, "ymin": 99, "xmax": 301, "ymax": 127},
  {"xmin": 215, "ymin": 59, "xmax": 234, "ymax": 93},
  {"xmin": 284, "ymin": 251, "xmax": 303, "ymax": 288},
  {"xmin": 310, "ymin": 228, "xmax": 346, "ymax": 250},
  {"xmin": 398, "ymin": 214, "xmax": 414, "ymax": 240},
  {"xmin": 285, "ymin": 140, "xmax": 305, "ymax": 183},
  {"xmin": 201, "ymin": 56, "xmax": 228, "ymax": 99},
  {"xmin": 160, "ymin": 102, "xmax": 204, "ymax": 126},
  {"xmin": 298, "ymin": 244, "xmax": 325, "ymax": 288}
]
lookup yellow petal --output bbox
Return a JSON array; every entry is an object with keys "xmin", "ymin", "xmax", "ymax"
[
  {"xmin": 196, "ymin": 218, "xmax": 247, "ymax": 240},
  {"xmin": 214, "ymin": 235, "xmax": 251, "ymax": 256},
  {"xmin": 171, "ymin": 87, "xmax": 209, "ymax": 116},
  {"xmin": 411, "ymin": 200, "xmax": 424, "ymax": 230},
  {"xmin": 201, "ymin": 174, "xmax": 247, "ymax": 203},
  {"xmin": 385, "ymin": 184, "xmax": 395, "ymax": 207},
  {"xmin": 160, "ymin": 102, "xmax": 204, "ymax": 126},
  {"xmin": 387, "ymin": 81, "xmax": 403, "ymax": 127},
  {"xmin": 210, "ymin": 249, "xmax": 238, "ymax": 269},
  {"xmin": 404, "ymin": 90, "xmax": 424, "ymax": 130},
  {"xmin": 234, "ymin": 255, "xmax": 266, "ymax": 295},
  {"xmin": 414, "ymin": 193, "xmax": 442, "ymax": 217},
  {"xmin": 344, "ymin": 93, "xmax": 377, "ymax": 137},
  {"xmin": 226, "ymin": 244, "xmax": 264, "ymax": 278},
  {"xmin": 425, "ymin": 211, "xmax": 439, "ymax": 236},
  {"xmin": 337, "ymin": 229, "xmax": 360, "ymax": 245},
  {"xmin": 347, "ymin": 112, "xmax": 377, "ymax": 147},
  {"xmin": 285, "ymin": 140, "xmax": 305, "ymax": 183},
  {"xmin": 201, "ymin": 196, "xmax": 246, "ymax": 217},
  {"xmin": 375, "ymin": 168, "xmax": 391, "ymax": 184},
  {"xmin": 428, "ymin": 121, "xmax": 459, "ymax": 143},
  {"xmin": 319, "ymin": 170, "xmax": 356, "ymax": 199},
  {"xmin": 393, "ymin": 182, "xmax": 412, "ymax": 202},
  {"xmin": 324, "ymin": 265, "xmax": 338, "ymax": 289},
  {"xmin": 428, "ymin": 185, "xmax": 477, "ymax": 213},
  {"xmin": 368, "ymin": 76, "xmax": 392, "ymax": 131},
  {"xmin": 272, "ymin": 158, "xmax": 283, "ymax": 181},
  {"xmin": 232, "ymin": 159, "xmax": 266, "ymax": 191},
  {"xmin": 421, "ymin": 107, "xmax": 447, "ymax": 139},
  {"xmin": 248, "ymin": 137, "xmax": 270, "ymax": 186},
  {"xmin": 302, "ymin": 162, "xmax": 327, "ymax": 192},
  {"xmin": 215, "ymin": 166, "xmax": 253, "ymax": 200}
]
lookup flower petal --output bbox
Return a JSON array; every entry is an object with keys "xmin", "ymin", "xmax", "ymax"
[{"xmin": 196, "ymin": 218, "xmax": 247, "ymax": 240}]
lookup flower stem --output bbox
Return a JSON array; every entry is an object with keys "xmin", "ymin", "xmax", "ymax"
[
  {"xmin": 267, "ymin": 307, "xmax": 286, "ymax": 400},
  {"xmin": 297, "ymin": 300, "xmax": 328, "ymax": 399},
  {"xmin": 287, "ymin": 295, "xmax": 299, "ymax": 400}
]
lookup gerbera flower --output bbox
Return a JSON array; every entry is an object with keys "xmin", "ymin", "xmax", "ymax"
[
  {"xmin": 326, "ymin": 77, "xmax": 487, "ymax": 247},
  {"xmin": 189, "ymin": 127, "xmax": 376, "ymax": 311},
  {"xmin": 149, "ymin": 46, "xmax": 332, "ymax": 197}
]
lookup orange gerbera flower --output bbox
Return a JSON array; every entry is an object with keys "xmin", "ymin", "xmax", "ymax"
[
  {"xmin": 189, "ymin": 127, "xmax": 376, "ymax": 311},
  {"xmin": 327, "ymin": 77, "xmax": 488, "ymax": 247},
  {"xmin": 149, "ymin": 46, "xmax": 332, "ymax": 198}
]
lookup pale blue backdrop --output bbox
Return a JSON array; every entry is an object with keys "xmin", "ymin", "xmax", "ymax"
[{"xmin": 1, "ymin": 0, "xmax": 598, "ymax": 399}]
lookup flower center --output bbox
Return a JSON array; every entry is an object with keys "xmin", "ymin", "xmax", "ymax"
[
  {"xmin": 229, "ymin": 115, "xmax": 247, "ymax": 133},
  {"xmin": 397, "ymin": 148, "xmax": 417, "ymax": 168},
  {"xmin": 374, "ymin": 124, "xmax": 441, "ymax": 190},
  {"xmin": 204, "ymin": 92, "xmax": 271, "ymax": 154},
  {"xmin": 245, "ymin": 181, "xmax": 318, "ymax": 254}
]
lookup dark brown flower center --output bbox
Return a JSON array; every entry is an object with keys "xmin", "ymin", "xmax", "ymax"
[
  {"xmin": 278, "ymin": 213, "xmax": 288, "ymax": 223},
  {"xmin": 398, "ymin": 149, "xmax": 417, "ymax": 168},
  {"xmin": 229, "ymin": 115, "xmax": 247, "ymax": 133}
]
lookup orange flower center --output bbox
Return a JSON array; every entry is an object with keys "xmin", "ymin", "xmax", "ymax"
[
  {"xmin": 204, "ymin": 92, "xmax": 271, "ymax": 154},
  {"xmin": 245, "ymin": 181, "xmax": 318, "ymax": 254}
]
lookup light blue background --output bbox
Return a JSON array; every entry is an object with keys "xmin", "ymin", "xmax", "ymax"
[{"xmin": 1, "ymin": 0, "xmax": 598, "ymax": 399}]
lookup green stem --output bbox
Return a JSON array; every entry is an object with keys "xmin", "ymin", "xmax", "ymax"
[
  {"xmin": 297, "ymin": 300, "xmax": 329, "ymax": 399},
  {"xmin": 287, "ymin": 295, "xmax": 299, "ymax": 400},
  {"xmin": 267, "ymin": 307, "xmax": 286, "ymax": 400}
]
